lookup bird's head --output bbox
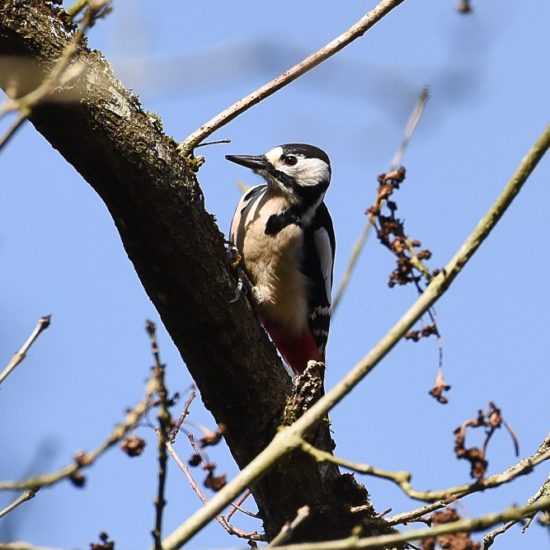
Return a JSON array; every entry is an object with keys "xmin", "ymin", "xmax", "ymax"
[{"xmin": 226, "ymin": 143, "xmax": 331, "ymax": 205}]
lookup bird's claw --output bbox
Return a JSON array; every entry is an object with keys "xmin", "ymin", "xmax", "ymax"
[
  {"xmin": 228, "ymin": 276, "xmax": 245, "ymax": 304},
  {"xmin": 225, "ymin": 240, "xmax": 261, "ymax": 306}
]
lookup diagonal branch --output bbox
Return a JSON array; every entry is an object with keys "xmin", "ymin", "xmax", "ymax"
[
  {"xmin": 179, "ymin": 0, "xmax": 407, "ymax": 153},
  {"xmin": 0, "ymin": 315, "xmax": 51, "ymax": 386},
  {"xmin": 0, "ymin": 489, "xmax": 37, "ymax": 519},
  {"xmin": 300, "ymin": 432, "xmax": 550, "ymax": 502},
  {"xmin": 0, "ymin": 373, "xmax": 156, "ymax": 491},
  {"xmin": 261, "ymin": 496, "xmax": 550, "ymax": 550},
  {"xmin": 481, "ymin": 471, "xmax": 550, "ymax": 549},
  {"xmin": 331, "ymin": 86, "xmax": 429, "ymax": 314}
]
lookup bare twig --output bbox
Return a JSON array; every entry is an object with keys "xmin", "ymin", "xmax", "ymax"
[
  {"xmin": 194, "ymin": 138, "xmax": 231, "ymax": 148},
  {"xmin": 0, "ymin": 489, "xmax": 37, "ymax": 519},
  {"xmin": 300, "ymin": 432, "xmax": 550, "ymax": 503},
  {"xmin": 0, "ymin": 373, "xmax": 157, "ymax": 491},
  {"xmin": 386, "ymin": 500, "xmax": 449, "ymax": 526},
  {"xmin": 0, "ymin": 112, "xmax": 27, "ymax": 151},
  {"xmin": 166, "ymin": 441, "xmax": 264, "ymax": 542},
  {"xmin": 0, "ymin": 1, "xmax": 108, "ymax": 152},
  {"xmin": 386, "ymin": 434, "xmax": 550, "ymax": 528},
  {"xmin": 331, "ymin": 222, "xmax": 373, "ymax": 314},
  {"xmin": 223, "ymin": 490, "xmax": 257, "ymax": 521},
  {"xmin": 160, "ymin": 122, "xmax": 550, "ymax": 549},
  {"xmin": 268, "ymin": 506, "xmax": 310, "ymax": 548},
  {"xmin": 169, "ymin": 390, "xmax": 196, "ymax": 443},
  {"xmin": 522, "ymin": 472, "xmax": 550, "ymax": 531},
  {"xmin": 481, "ymin": 471, "xmax": 550, "ymax": 549},
  {"xmin": 65, "ymin": 0, "xmax": 89, "ymax": 19},
  {"xmin": 178, "ymin": 0, "xmax": 406, "ymax": 154},
  {"xmin": 0, "ymin": 315, "xmax": 51, "ymax": 386},
  {"xmin": 389, "ymin": 86, "xmax": 430, "ymax": 171},
  {"xmin": 166, "ymin": 441, "xmax": 209, "ymax": 506},
  {"xmin": 146, "ymin": 321, "xmax": 172, "ymax": 550},
  {"xmin": 0, "ymin": 543, "xmax": 63, "ymax": 550},
  {"xmin": 262, "ymin": 497, "xmax": 550, "ymax": 550},
  {"xmin": 479, "ymin": 519, "xmax": 516, "ymax": 549},
  {"xmin": 331, "ymin": 87, "xmax": 429, "ymax": 314}
]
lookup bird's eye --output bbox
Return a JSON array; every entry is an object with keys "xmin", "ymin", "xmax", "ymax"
[{"xmin": 282, "ymin": 155, "xmax": 298, "ymax": 166}]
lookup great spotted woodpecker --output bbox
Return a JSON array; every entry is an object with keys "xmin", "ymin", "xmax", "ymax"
[{"xmin": 226, "ymin": 143, "xmax": 335, "ymax": 374}]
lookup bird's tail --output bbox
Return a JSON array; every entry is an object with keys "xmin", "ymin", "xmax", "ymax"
[{"xmin": 264, "ymin": 322, "xmax": 324, "ymax": 374}]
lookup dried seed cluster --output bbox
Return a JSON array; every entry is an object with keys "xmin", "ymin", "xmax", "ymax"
[{"xmin": 454, "ymin": 402, "xmax": 519, "ymax": 480}]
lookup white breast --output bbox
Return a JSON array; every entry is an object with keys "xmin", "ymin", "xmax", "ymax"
[{"xmin": 231, "ymin": 189, "xmax": 308, "ymax": 334}]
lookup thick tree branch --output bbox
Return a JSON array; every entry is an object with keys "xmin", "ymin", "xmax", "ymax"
[{"xmin": 0, "ymin": 0, "xmax": 387, "ymax": 543}]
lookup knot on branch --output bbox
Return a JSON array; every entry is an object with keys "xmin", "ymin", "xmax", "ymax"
[{"xmin": 283, "ymin": 361, "xmax": 326, "ymax": 425}]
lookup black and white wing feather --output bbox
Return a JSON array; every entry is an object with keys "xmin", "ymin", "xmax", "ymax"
[{"xmin": 302, "ymin": 202, "xmax": 335, "ymax": 354}]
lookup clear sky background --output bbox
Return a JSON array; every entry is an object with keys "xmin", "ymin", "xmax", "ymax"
[{"xmin": 1, "ymin": 1, "xmax": 549, "ymax": 549}]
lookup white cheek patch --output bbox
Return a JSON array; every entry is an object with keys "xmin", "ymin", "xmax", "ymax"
[
  {"xmin": 265, "ymin": 146, "xmax": 284, "ymax": 165},
  {"xmin": 295, "ymin": 158, "xmax": 330, "ymax": 186}
]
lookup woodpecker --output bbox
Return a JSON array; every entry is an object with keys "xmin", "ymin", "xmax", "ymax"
[{"xmin": 226, "ymin": 143, "xmax": 335, "ymax": 375}]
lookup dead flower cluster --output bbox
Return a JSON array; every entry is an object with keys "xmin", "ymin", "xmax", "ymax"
[{"xmin": 454, "ymin": 402, "xmax": 519, "ymax": 480}]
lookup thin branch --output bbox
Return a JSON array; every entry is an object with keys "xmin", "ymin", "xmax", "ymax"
[
  {"xmin": 389, "ymin": 86, "xmax": 430, "ymax": 171},
  {"xmin": 178, "ymin": 0, "xmax": 406, "ymax": 154},
  {"xmin": 0, "ymin": 543, "xmax": 63, "ymax": 550},
  {"xmin": 160, "ymin": 121, "xmax": 550, "ymax": 549},
  {"xmin": 300, "ymin": 432, "xmax": 550, "ymax": 502},
  {"xmin": 264, "ymin": 497, "xmax": 550, "ymax": 550},
  {"xmin": 522, "ymin": 471, "xmax": 550, "ymax": 531},
  {"xmin": 386, "ymin": 500, "xmax": 449, "ymax": 526},
  {"xmin": 388, "ymin": 437, "xmax": 550, "ymax": 527},
  {"xmin": 331, "ymin": 222, "xmax": 373, "ymax": 314},
  {"xmin": 0, "ymin": 112, "xmax": 27, "ymax": 152},
  {"xmin": 331, "ymin": 87, "xmax": 429, "ymax": 314},
  {"xmin": 166, "ymin": 441, "xmax": 210, "ymax": 506},
  {"xmin": 223, "ymin": 490, "xmax": 256, "ymax": 521},
  {"xmin": 267, "ymin": 506, "xmax": 310, "ymax": 548},
  {"xmin": 65, "ymin": 0, "xmax": 88, "ymax": 19},
  {"xmin": 0, "ymin": 315, "xmax": 51, "ymax": 386},
  {"xmin": 0, "ymin": 489, "xmax": 37, "ymax": 519},
  {"xmin": 146, "ymin": 321, "xmax": 172, "ymax": 550},
  {"xmin": 194, "ymin": 138, "xmax": 232, "ymax": 148},
  {"xmin": 0, "ymin": 374, "xmax": 157, "ymax": 491},
  {"xmin": 480, "ymin": 471, "xmax": 550, "ymax": 549},
  {"xmin": 169, "ymin": 390, "xmax": 196, "ymax": 443},
  {"xmin": 0, "ymin": 1, "xmax": 105, "ymax": 153},
  {"xmin": 166, "ymin": 441, "xmax": 264, "ymax": 542},
  {"xmin": 479, "ymin": 520, "xmax": 516, "ymax": 550}
]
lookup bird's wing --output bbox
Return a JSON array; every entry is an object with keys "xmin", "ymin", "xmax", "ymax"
[{"xmin": 302, "ymin": 202, "xmax": 335, "ymax": 354}]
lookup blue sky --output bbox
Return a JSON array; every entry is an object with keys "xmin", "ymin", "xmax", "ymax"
[{"xmin": 1, "ymin": 1, "xmax": 549, "ymax": 548}]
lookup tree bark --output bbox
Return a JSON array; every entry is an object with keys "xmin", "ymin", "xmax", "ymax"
[{"xmin": 0, "ymin": 1, "xmax": 389, "ymax": 544}]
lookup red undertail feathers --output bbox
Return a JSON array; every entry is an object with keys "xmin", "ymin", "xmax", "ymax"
[{"xmin": 264, "ymin": 322, "xmax": 324, "ymax": 374}]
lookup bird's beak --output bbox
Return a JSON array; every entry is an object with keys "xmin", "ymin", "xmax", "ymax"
[{"xmin": 225, "ymin": 154, "xmax": 269, "ymax": 171}]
